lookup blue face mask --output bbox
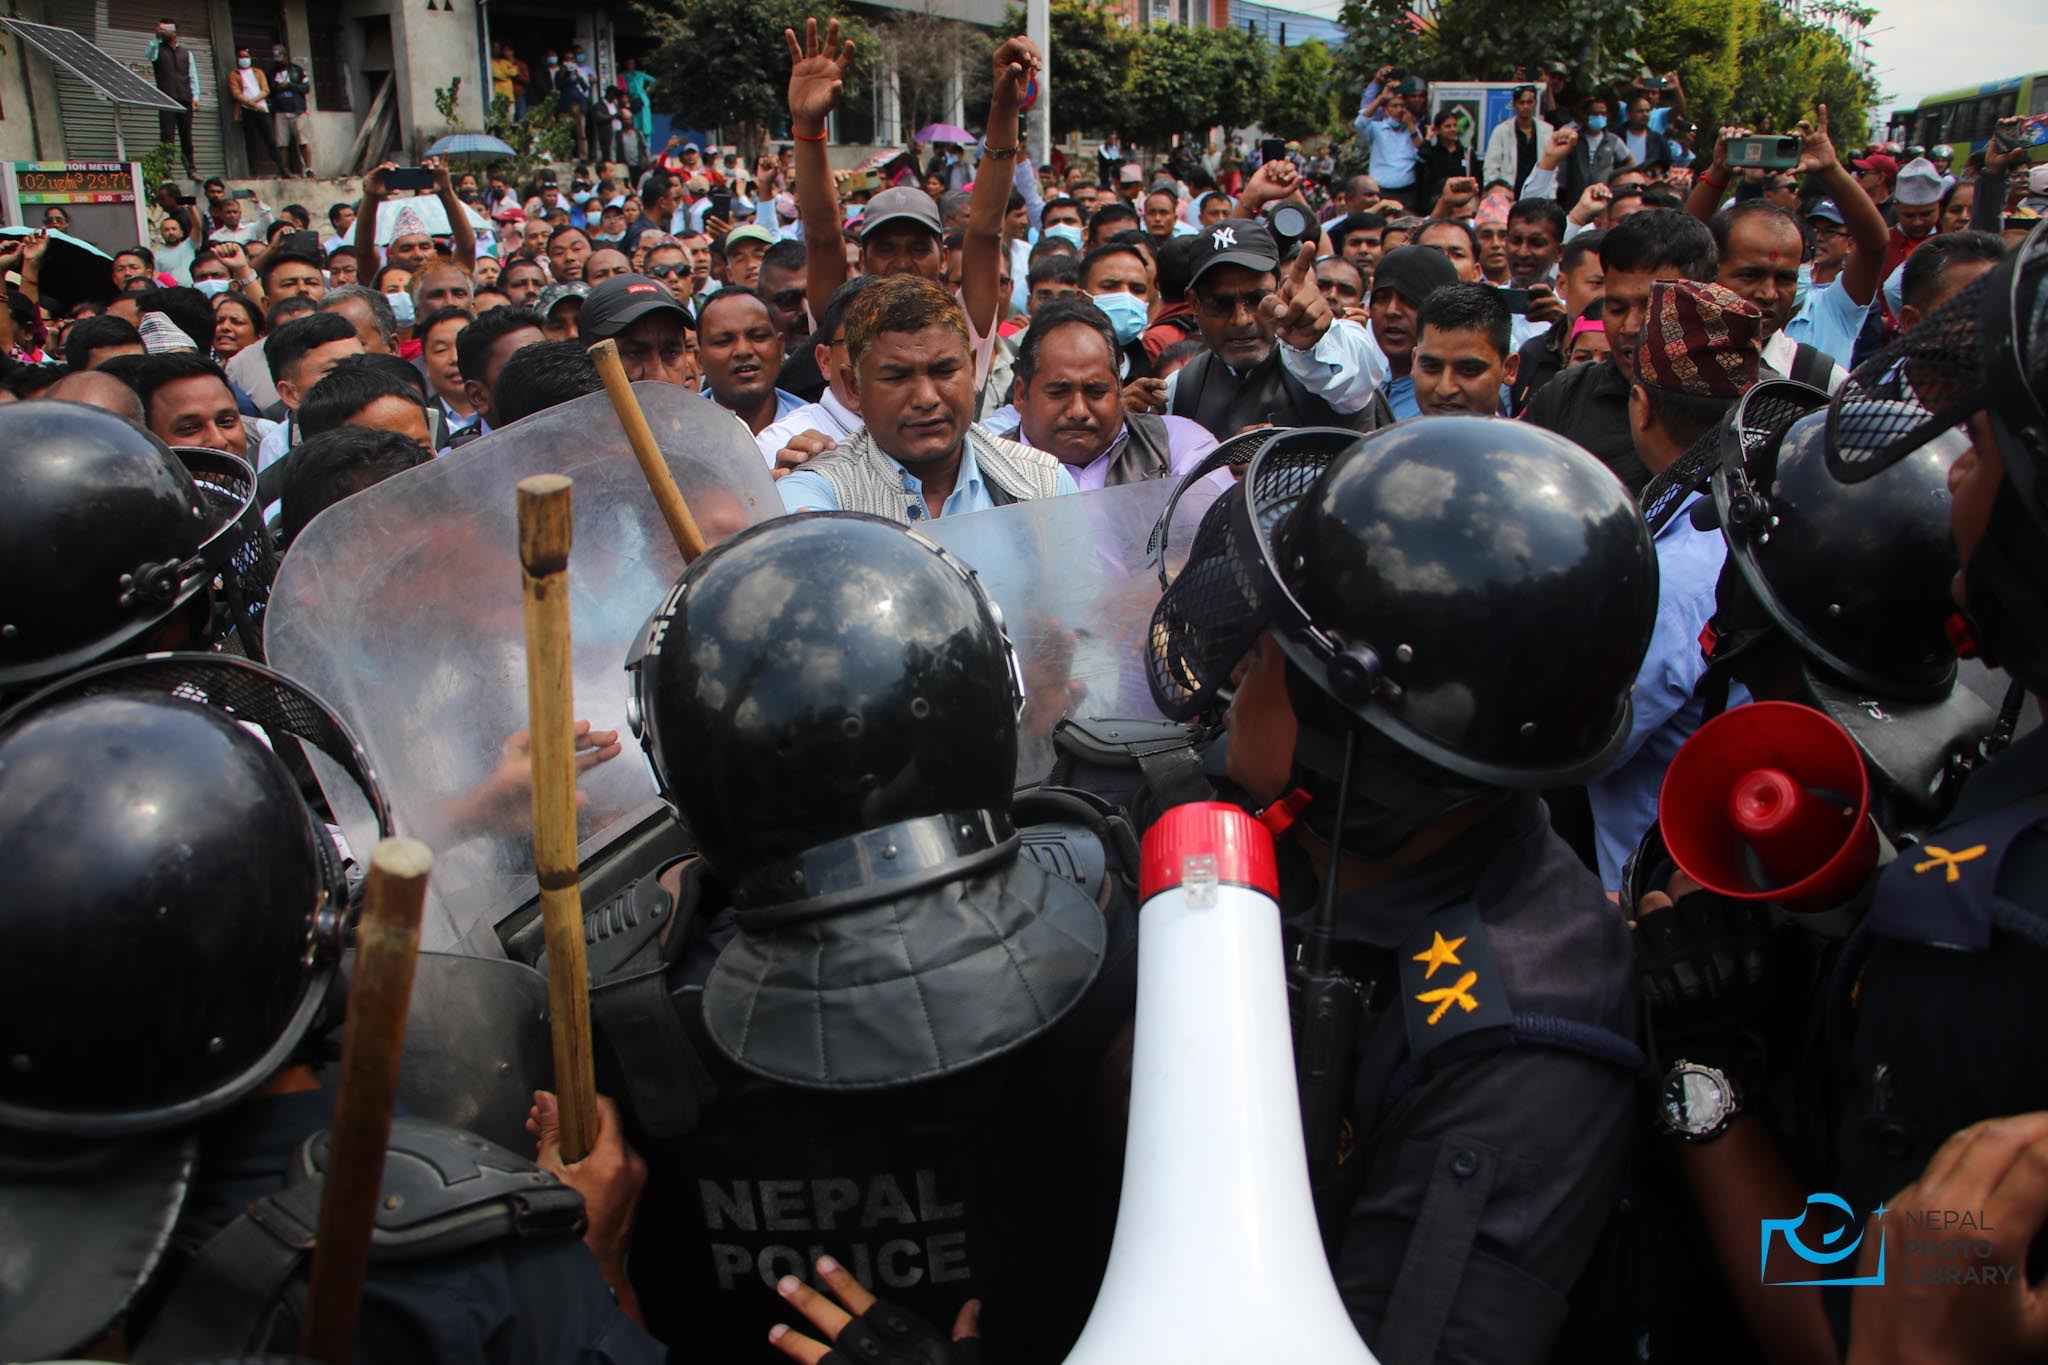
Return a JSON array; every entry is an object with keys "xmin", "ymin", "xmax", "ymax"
[
  {"xmin": 386, "ymin": 290, "xmax": 415, "ymax": 326},
  {"xmin": 192, "ymin": 277, "xmax": 232, "ymax": 298},
  {"xmin": 1045, "ymin": 223, "xmax": 1083, "ymax": 249},
  {"xmin": 1585, "ymin": 115, "xmax": 1608, "ymax": 133},
  {"xmin": 1091, "ymin": 290, "xmax": 1148, "ymax": 346}
]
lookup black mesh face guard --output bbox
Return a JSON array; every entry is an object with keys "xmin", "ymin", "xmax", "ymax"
[
  {"xmin": 0, "ymin": 652, "xmax": 395, "ymax": 841},
  {"xmin": 1824, "ymin": 219, "xmax": 2048, "ymax": 493},
  {"xmin": 1641, "ymin": 380, "xmax": 1827, "ymax": 534},
  {"xmin": 1145, "ymin": 426, "xmax": 1326, "ymax": 581},
  {"xmin": 1145, "ymin": 430, "xmax": 1349, "ymax": 721},
  {"xmin": 175, "ymin": 447, "xmax": 277, "ymax": 663},
  {"xmin": 1825, "ymin": 268, "xmax": 1993, "ymax": 483}
]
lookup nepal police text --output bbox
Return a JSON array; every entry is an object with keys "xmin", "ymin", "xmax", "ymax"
[{"xmin": 698, "ymin": 1170, "xmax": 972, "ymax": 1291}]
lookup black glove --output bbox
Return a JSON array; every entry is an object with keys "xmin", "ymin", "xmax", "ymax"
[
  {"xmin": 1634, "ymin": 890, "xmax": 1776, "ymax": 1093},
  {"xmin": 822, "ymin": 1299, "xmax": 985, "ymax": 1365}
]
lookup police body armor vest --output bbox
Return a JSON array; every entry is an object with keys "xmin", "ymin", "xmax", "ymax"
[
  {"xmin": 1167, "ymin": 348, "xmax": 1387, "ymax": 441},
  {"xmin": 584, "ymin": 805, "xmax": 1141, "ymax": 1364},
  {"xmin": 130, "ymin": 1117, "xmax": 586, "ymax": 1362}
]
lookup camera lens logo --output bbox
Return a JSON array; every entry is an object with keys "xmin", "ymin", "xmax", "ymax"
[{"xmin": 1760, "ymin": 1194, "xmax": 1885, "ymax": 1287}]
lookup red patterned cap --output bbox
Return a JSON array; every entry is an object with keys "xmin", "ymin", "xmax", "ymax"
[{"xmin": 1635, "ymin": 279, "xmax": 1763, "ymax": 400}]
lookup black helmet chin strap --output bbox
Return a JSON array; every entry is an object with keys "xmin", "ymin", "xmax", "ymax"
[{"xmin": 1301, "ymin": 728, "xmax": 1355, "ymax": 982}]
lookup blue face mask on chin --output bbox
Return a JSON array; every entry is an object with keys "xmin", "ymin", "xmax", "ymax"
[
  {"xmin": 1091, "ymin": 290, "xmax": 1148, "ymax": 346},
  {"xmin": 1585, "ymin": 115, "xmax": 1608, "ymax": 133}
]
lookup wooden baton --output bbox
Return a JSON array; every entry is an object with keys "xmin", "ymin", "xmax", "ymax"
[
  {"xmin": 587, "ymin": 337, "xmax": 709, "ymax": 564},
  {"xmin": 301, "ymin": 836, "xmax": 435, "ymax": 1365},
  {"xmin": 516, "ymin": 473, "xmax": 600, "ymax": 1164}
]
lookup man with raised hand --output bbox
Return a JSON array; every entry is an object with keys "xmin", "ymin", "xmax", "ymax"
[{"xmin": 784, "ymin": 18, "xmax": 1037, "ymax": 397}]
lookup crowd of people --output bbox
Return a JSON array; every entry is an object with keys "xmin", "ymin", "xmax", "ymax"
[{"xmin": 4, "ymin": 16, "xmax": 2048, "ymax": 1365}]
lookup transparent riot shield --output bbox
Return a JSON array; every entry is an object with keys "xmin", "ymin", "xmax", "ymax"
[
  {"xmin": 266, "ymin": 384, "xmax": 779, "ymax": 953},
  {"xmin": 924, "ymin": 475, "xmax": 1226, "ymax": 785}
]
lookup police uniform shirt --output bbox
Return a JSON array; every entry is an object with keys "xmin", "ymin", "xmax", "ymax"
[
  {"xmin": 1835, "ymin": 723, "xmax": 2048, "ymax": 1271},
  {"xmin": 179, "ymin": 1087, "xmax": 663, "ymax": 1363},
  {"xmin": 1295, "ymin": 791, "xmax": 1641, "ymax": 1362},
  {"xmin": 1585, "ymin": 491, "xmax": 1750, "ymax": 890}
]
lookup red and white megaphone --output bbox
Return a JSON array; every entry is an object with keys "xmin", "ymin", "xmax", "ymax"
[
  {"xmin": 1658, "ymin": 701, "xmax": 1879, "ymax": 911},
  {"xmin": 1063, "ymin": 802, "xmax": 1377, "ymax": 1365}
]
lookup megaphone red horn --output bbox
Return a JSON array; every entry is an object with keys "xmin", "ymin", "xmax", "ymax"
[{"xmin": 1659, "ymin": 701, "xmax": 1878, "ymax": 911}]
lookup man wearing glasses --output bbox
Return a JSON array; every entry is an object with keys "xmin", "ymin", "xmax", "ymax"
[
  {"xmin": 642, "ymin": 240, "xmax": 696, "ymax": 308},
  {"xmin": 1162, "ymin": 218, "xmax": 1398, "ymax": 440}
]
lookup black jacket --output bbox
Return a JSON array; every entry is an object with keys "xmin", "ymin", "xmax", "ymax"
[{"xmin": 1521, "ymin": 356, "xmax": 1645, "ymax": 493}]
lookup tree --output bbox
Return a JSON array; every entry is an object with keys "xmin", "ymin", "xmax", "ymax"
[
  {"xmin": 636, "ymin": 0, "xmax": 878, "ymax": 155},
  {"xmin": 878, "ymin": 7, "xmax": 994, "ymax": 141},
  {"xmin": 1123, "ymin": 24, "xmax": 1268, "ymax": 150},
  {"xmin": 1263, "ymin": 38, "xmax": 1340, "ymax": 142},
  {"xmin": 1335, "ymin": 0, "xmax": 1647, "ymax": 95},
  {"xmin": 998, "ymin": 0, "xmax": 1135, "ymax": 141},
  {"xmin": 1637, "ymin": 0, "xmax": 1748, "ymax": 133},
  {"xmin": 1727, "ymin": 0, "xmax": 1877, "ymax": 148}
]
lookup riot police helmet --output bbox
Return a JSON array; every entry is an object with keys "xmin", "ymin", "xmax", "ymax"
[
  {"xmin": 1149, "ymin": 418, "xmax": 1660, "ymax": 790},
  {"xmin": 0, "ymin": 654, "xmax": 392, "ymax": 1138},
  {"xmin": 1826, "ymin": 217, "xmax": 2048, "ymax": 694},
  {"xmin": 0, "ymin": 401, "xmax": 266, "ymax": 699},
  {"xmin": 1712, "ymin": 379, "xmax": 1966, "ymax": 699},
  {"xmin": 627, "ymin": 513, "xmax": 1105, "ymax": 1089}
]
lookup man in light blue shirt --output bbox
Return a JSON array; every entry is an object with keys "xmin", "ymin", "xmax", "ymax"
[
  {"xmin": 1354, "ymin": 77, "xmax": 1424, "ymax": 211},
  {"xmin": 1587, "ymin": 279, "xmax": 1765, "ymax": 888},
  {"xmin": 779, "ymin": 276, "xmax": 1075, "ymax": 522}
]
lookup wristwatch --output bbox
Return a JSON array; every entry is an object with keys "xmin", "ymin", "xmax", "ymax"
[{"xmin": 1657, "ymin": 1060, "xmax": 1740, "ymax": 1141}]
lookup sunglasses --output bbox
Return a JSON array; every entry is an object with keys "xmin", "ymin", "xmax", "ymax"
[
  {"xmin": 647, "ymin": 263, "xmax": 688, "ymax": 278},
  {"xmin": 1194, "ymin": 288, "xmax": 1272, "ymax": 318}
]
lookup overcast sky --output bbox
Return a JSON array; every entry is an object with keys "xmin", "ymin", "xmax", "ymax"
[{"xmin": 1864, "ymin": 0, "xmax": 2048, "ymax": 111}]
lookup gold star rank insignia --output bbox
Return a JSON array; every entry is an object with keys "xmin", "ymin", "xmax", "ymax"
[
  {"xmin": 1912, "ymin": 844, "xmax": 1986, "ymax": 884},
  {"xmin": 1416, "ymin": 971, "xmax": 1481, "ymax": 1026},
  {"xmin": 1412, "ymin": 930, "xmax": 1466, "ymax": 980},
  {"xmin": 1398, "ymin": 906, "xmax": 1510, "ymax": 1060}
]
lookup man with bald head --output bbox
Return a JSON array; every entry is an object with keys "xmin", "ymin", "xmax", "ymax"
[{"xmin": 46, "ymin": 369, "xmax": 146, "ymax": 424}]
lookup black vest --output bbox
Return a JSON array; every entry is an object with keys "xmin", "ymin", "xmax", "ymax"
[
  {"xmin": 624, "ymin": 875, "xmax": 1138, "ymax": 1364},
  {"xmin": 1101, "ymin": 412, "xmax": 1175, "ymax": 486},
  {"xmin": 151, "ymin": 40, "xmax": 192, "ymax": 101},
  {"xmin": 1168, "ymin": 347, "xmax": 1379, "ymax": 440}
]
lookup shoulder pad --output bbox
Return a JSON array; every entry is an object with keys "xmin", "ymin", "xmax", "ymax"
[
  {"xmin": 286, "ymin": 1116, "xmax": 586, "ymax": 1262},
  {"xmin": 1053, "ymin": 715, "xmax": 1205, "ymax": 759},
  {"xmin": 1395, "ymin": 901, "xmax": 1514, "ymax": 1066},
  {"xmin": 1865, "ymin": 802, "xmax": 2048, "ymax": 953},
  {"xmin": 1019, "ymin": 820, "xmax": 1109, "ymax": 903}
]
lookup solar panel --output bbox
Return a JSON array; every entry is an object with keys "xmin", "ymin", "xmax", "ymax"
[{"xmin": 0, "ymin": 18, "xmax": 184, "ymax": 111}]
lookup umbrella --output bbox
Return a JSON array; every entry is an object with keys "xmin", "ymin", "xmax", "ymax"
[
  {"xmin": 914, "ymin": 123, "xmax": 975, "ymax": 146},
  {"xmin": 854, "ymin": 145, "xmax": 910, "ymax": 173},
  {"xmin": 425, "ymin": 133, "xmax": 519, "ymax": 161},
  {"xmin": 0, "ymin": 227, "xmax": 114, "ymax": 306}
]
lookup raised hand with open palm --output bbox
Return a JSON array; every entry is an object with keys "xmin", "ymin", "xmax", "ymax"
[{"xmin": 785, "ymin": 17, "xmax": 855, "ymax": 135}]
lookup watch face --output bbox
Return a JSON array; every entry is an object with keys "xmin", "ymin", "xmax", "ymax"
[{"xmin": 1661, "ymin": 1065, "xmax": 1732, "ymax": 1134}]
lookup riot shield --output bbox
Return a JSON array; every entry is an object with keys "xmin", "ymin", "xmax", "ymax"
[
  {"xmin": 924, "ymin": 475, "xmax": 1225, "ymax": 785},
  {"xmin": 266, "ymin": 383, "xmax": 779, "ymax": 953},
  {"xmin": 390, "ymin": 952, "xmax": 554, "ymax": 1151}
]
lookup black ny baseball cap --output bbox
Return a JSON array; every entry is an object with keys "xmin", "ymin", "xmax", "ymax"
[{"xmin": 1187, "ymin": 219, "xmax": 1281, "ymax": 287}]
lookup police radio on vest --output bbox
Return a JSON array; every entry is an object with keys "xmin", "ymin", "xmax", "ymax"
[{"xmin": 1063, "ymin": 803, "xmax": 1378, "ymax": 1364}]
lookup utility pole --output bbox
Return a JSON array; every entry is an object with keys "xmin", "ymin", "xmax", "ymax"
[{"xmin": 1027, "ymin": 0, "xmax": 1051, "ymax": 170}]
